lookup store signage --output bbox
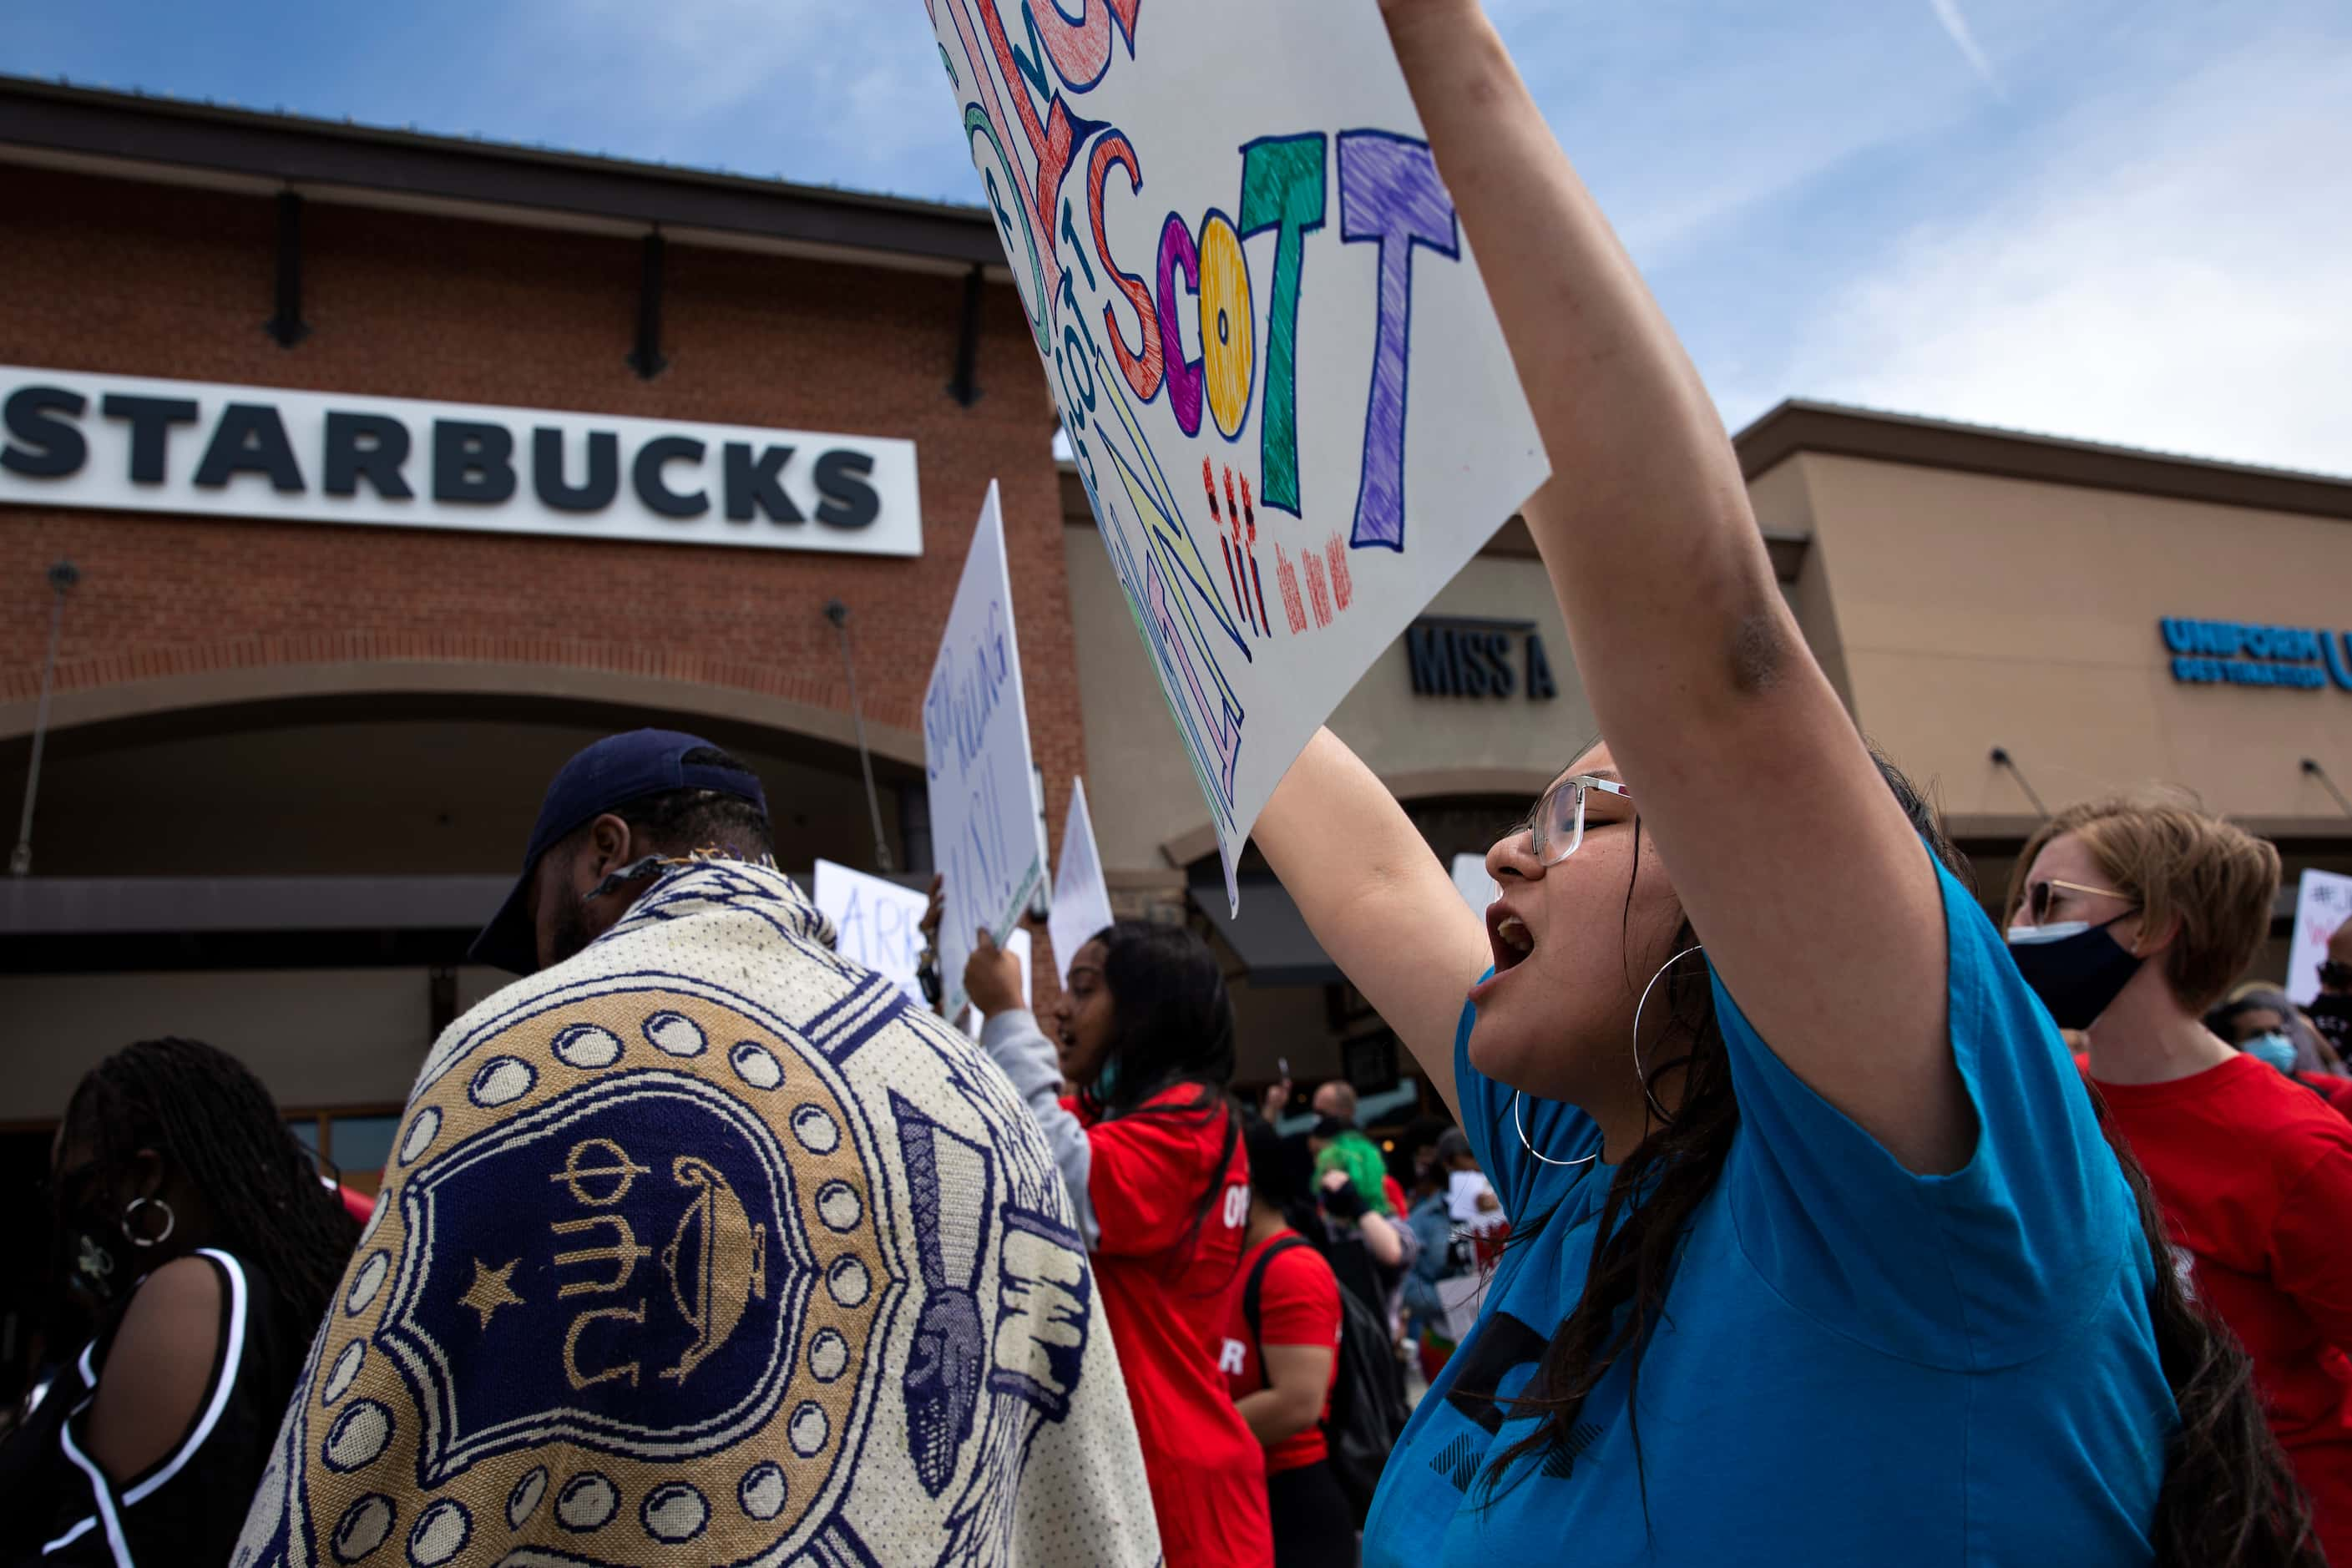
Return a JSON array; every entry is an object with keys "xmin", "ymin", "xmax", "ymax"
[
  {"xmin": 2160, "ymin": 617, "xmax": 2352, "ymax": 692},
  {"xmin": 1406, "ymin": 616, "xmax": 1558, "ymax": 701},
  {"xmin": 0, "ymin": 366, "xmax": 922, "ymax": 556}
]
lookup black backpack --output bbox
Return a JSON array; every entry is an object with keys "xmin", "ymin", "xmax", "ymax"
[{"xmin": 1242, "ymin": 1235, "xmax": 1411, "ymax": 1522}]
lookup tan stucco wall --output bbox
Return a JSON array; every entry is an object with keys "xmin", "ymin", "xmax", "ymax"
[
  {"xmin": 1793, "ymin": 453, "xmax": 2352, "ymax": 830},
  {"xmin": 1062, "ymin": 528, "xmax": 1591, "ymax": 873}
]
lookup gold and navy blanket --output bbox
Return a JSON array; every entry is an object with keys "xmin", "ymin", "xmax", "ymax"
[{"xmin": 235, "ymin": 859, "xmax": 1160, "ymax": 1568}]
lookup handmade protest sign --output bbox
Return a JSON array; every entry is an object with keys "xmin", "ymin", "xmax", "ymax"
[
  {"xmin": 921, "ymin": 0, "xmax": 1549, "ymax": 908},
  {"xmin": 812, "ymin": 858, "xmax": 1033, "ymax": 1022},
  {"xmin": 814, "ymin": 858, "xmax": 929, "ymax": 1007},
  {"xmin": 1048, "ymin": 776, "xmax": 1117, "ymax": 986},
  {"xmin": 925, "ymin": 481, "xmax": 1050, "ymax": 1020},
  {"xmin": 2288, "ymin": 869, "xmax": 2352, "ymax": 1005}
]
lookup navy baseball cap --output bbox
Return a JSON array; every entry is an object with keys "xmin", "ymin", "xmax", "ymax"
[{"xmin": 468, "ymin": 729, "xmax": 768, "ymax": 974}]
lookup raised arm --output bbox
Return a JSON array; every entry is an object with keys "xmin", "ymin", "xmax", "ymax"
[
  {"xmin": 1382, "ymin": 0, "xmax": 1968, "ymax": 1171},
  {"xmin": 1257, "ymin": 728, "xmax": 1490, "ymax": 1121}
]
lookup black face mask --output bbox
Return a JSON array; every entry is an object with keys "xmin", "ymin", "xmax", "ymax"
[
  {"xmin": 2308, "ymin": 992, "xmax": 2352, "ymax": 1044},
  {"xmin": 53, "ymin": 1169, "xmax": 134, "ymax": 1307},
  {"xmin": 2005, "ymin": 914, "xmax": 2145, "ymax": 1030}
]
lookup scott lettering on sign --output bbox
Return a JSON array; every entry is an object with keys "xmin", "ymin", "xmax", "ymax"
[{"xmin": 922, "ymin": 0, "xmax": 1550, "ymax": 910}]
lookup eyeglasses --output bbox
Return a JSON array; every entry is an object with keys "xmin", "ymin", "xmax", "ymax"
[
  {"xmin": 1525, "ymin": 774, "xmax": 1635, "ymax": 866},
  {"xmin": 2024, "ymin": 878, "xmax": 2133, "ymax": 926}
]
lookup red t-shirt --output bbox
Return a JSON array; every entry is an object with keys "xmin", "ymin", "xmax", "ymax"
[
  {"xmin": 2298, "ymin": 1073, "xmax": 2352, "ymax": 1120},
  {"xmin": 2094, "ymin": 1056, "xmax": 2352, "ymax": 1562},
  {"xmin": 1222, "ymin": 1231, "xmax": 1342, "ymax": 1474},
  {"xmin": 1076, "ymin": 1090, "xmax": 1272, "ymax": 1568}
]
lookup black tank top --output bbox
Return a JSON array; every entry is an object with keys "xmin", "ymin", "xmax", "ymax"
[{"xmin": 0, "ymin": 1250, "xmax": 308, "ymax": 1566}]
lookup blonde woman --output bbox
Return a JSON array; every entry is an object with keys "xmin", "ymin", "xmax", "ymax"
[{"xmin": 2011, "ymin": 799, "xmax": 2352, "ymax": 1563}]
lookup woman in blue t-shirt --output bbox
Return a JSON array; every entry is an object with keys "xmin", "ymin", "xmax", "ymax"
[{"xmin": 1251, "ymin": 4, "xmax": 2318, "ymax": 1564}]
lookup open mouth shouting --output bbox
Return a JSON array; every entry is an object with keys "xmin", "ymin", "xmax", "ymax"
[{"xmin": 1489, "ymin": 902, "xmax": 1535, "ymax": 974}]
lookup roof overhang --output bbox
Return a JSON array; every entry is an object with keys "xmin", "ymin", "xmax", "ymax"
[
  {"xmin": 1735, "ymin": 400, "xmax": 2352, "ymax": 522},
  {"xmin": 0, "ymin": 76, "xmax": 1012, "ymax": 280}
]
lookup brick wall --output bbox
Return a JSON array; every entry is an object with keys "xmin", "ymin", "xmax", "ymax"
[{"xmin": 0, "ymin": 164, "xmax": 1083, "ymax": 993}]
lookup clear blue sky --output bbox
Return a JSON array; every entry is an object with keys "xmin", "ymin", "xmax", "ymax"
[{"xmin": 8, "ymin": 0, "xmax": 2345, "ymax": 474}]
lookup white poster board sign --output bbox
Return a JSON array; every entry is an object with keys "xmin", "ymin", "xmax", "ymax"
[
  {"xmin": 925, "ymin": 481, "xmax": 1050, "ymax": 1020},
  {"xmin": 1049, "ymin": 777, "xmax": 1118, "ymax": 986},
  {"xmin": 2287, "ymin": 869, "xmax": 2352, "ymax": 1005},
  {"xmin": 923, "ymin": 0, "xmax": 1548, "ymax": 909},
  {"xmin": 812, "ymin": 858, "xmax": 1033, "ymax": 1022},
  {"xmin": 1451, "ymin": 852, "xmax": 1499, "ymax": 918},
  {"xmin": 814, "ymin": 859, "xmax": 930, "ymax": 1008}
]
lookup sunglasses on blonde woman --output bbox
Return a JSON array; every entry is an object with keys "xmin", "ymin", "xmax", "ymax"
[
  {"xmin": 2024, "ymin": 878, "xmax": 2133, "ymax": 926},
  {"xmin": 1525, "ymin": 774, "xmax": 1635, "ymax": 866}
]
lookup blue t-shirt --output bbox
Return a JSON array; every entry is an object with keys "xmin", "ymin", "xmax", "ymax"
[{"xmin": 1365, "ymin": 863, "xmax": 2174, "ymax": 1566}]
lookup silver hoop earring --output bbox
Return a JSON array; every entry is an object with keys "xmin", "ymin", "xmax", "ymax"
[
  {"xmin": 121, "ymin": 1196, "xmax": 175, "ymax": 1249},
  {"xmin": 1633, "ymin": 946, "xmax": 1707, "ymax": 1125},
  {"xmin": 1511, "ymin": 1090, "xmax": 1598, "ymax": 1168}
]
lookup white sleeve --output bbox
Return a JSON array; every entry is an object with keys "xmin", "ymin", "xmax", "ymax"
[{"xmin": 978, "ymin": 1009, "xmax": 1100, "ymax": 1249}]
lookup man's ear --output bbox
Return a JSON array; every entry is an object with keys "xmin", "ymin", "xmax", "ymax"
[{"xmin": 580, "ymin": 813, "xmax": 639, "ymax": 885}]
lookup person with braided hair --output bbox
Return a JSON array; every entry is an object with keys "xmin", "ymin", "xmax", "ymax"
[{"xmin": 0, "ymin": 1037, "xmax": 358, "ymax": 1566}]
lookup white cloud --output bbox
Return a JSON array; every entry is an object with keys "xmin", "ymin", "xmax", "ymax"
[
  {"xmin": 1928, "ymin": 0, "xmax": 2000, "ymax": 90},
  {"xmin": 485, "ymin": 3, "xmax": 969, "ymax": 197},
  {"xmin": 1775, "ymin": 29, "xmax": 2352, "ymax": 477}
]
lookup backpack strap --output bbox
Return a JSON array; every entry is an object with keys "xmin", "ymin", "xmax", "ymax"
[{"xmin": 1242, "ymin": 1235, "xmax": 1313, "ymax": 1353}]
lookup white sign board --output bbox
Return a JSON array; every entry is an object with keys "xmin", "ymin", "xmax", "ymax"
[
  {"xmin": 0, "ymin": 365, "xmax": 922, "ymax": 556},
  {"xmin": 924, "ymin": 482, "xmax": 1050, "ymax": 1019},
  {"xmin": 923, "ymin": 1, "xmax": 1548, "ymax": 908},
  {"xmin": 1451, "ymin": 852, "xmax": 1500, "ymax": 919},
  {"xmin": 2288, "ymin": 869, "xmax": 2352, "ymax": 1005},
  {"xmin": 812, "ymin": 858, "xmax": 1032, "ymax": 1023},
  {"xmin": 1049, "ymin": 777, "xmax": 1118, "ymax": 986},
  {"xmin": 814, "ymin": 859, "xmax": 931, "ymax": 1008}
]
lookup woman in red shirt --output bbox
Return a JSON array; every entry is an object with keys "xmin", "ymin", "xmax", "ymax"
[
  {"xmin": 964, "ymin": 918, "xmax": 1272, "ymax": 1568},
  {"xmin": 2009, "ymin": 798, "xmax": 2352, "ymax": 1561},
  {"xmin": 1226, "ymin": 1118, "xmax": 1353, "ymax": 1566}
]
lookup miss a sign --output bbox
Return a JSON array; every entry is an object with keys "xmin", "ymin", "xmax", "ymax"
[
  {"xmin": 0, "ymin": 366, "xmax": 922, "ymax": 556},
  {"xmin": 1406, "ymin": 616, "xmax": 1557, "ymax": 701}
]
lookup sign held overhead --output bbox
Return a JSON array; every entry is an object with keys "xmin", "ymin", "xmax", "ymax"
[
  {"xmin": 923, "ymin": 482, "xmax": 1050, "ymax": 1021},
  {"xmin": 920, "ymin": 0, "xmax": 1549, "ymax": 909},
  {"xmin": 1048, "ymin": 777, "xmax": 1116, "ymax": 988}
]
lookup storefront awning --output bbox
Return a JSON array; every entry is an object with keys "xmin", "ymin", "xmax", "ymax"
[
  {"xmin": 0, "ymin": 876, "xmax": 513, "ymax": 935},
  {"xmin": 1189, "ymin": 875, "xmax": 1341, "ymax": 987}
]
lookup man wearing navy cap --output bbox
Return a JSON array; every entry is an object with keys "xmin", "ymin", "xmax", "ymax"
[
  {"xmin": 240, "ymin": 730, "xmax": 1161, "ymax": 1568},
  {"xmin": 467, "ymin": 728, "xmax": 776, "ymax": 976}
]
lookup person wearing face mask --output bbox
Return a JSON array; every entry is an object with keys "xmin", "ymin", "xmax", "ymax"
[
  {"xmin": 1239, "ymin": 4, "xmax": 2317, "ymax": 1564},
  {"xmin": 961, "ymin": 918, "xmax": 1272, "ymax": 1568},
  {"xmin": 2205, "ymin": 991, "xmax": 2352, "ymax": 1117},
  {"xmin": 2309, "ymin": 923, "xmax": 2352, "ymax": 1065},
  {"xmin": 0, "ymin": 1038, "xmax": 358, "ymax": 1566},
  {"xmin": 2010, "ymin": 800, "xmax": 2352, "ymax": 1561}
]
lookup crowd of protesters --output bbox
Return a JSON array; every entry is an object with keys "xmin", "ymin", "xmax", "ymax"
[{"xmin": 5, "ymin": 4, "xmax": 2352, "ymax": 1565}]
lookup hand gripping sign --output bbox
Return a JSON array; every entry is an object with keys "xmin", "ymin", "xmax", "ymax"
[
  {"xmin": 920, "ymin": 0, "xmax": 1549, "ymax": 909},
  {"xmin": 925, "ymin": 483, "xmax": 1051, "ymax": 1021}
]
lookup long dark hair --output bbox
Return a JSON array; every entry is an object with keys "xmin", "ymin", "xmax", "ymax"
[
  {"xmin": 60, "ymin": 1037, "xmax": 360, "ymax": 1336},
  {"xmin": 1486, "ymin": 759, "xmax": 2321, "ymax": 1566},
  {"xmin": 1078, "ymin": 921, "xmax": 1244, "ymax": 1263}
]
